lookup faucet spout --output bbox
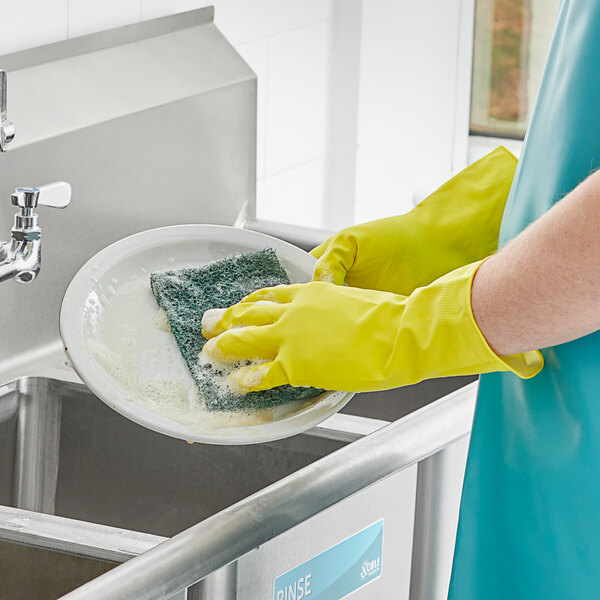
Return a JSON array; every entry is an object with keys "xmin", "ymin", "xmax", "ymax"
[
  {"xmin": 0, "ymin": 238, "xmax": 40, "ymax": 283},
  {"xmin": 0, "ymin": 70, "xmax": 15, "ymax": 152}
]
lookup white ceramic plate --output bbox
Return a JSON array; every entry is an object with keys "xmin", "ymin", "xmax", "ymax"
[{"xmin": 60, "ymin": 224, "xmax": 354, "ymax": 445}]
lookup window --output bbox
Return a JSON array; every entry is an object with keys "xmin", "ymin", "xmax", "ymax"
[
  {"xmin": 242, "ymin": 1, "xmax": 563, "ymax": 235},
  {"xmin": 470, "ymin": 0, "xmax": 559, "ymax": 140}
]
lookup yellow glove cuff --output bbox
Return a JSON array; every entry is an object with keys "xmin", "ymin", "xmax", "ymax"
[{"xmin": 463, "ymin": 259, "xmax": 543, "ymax": 379}]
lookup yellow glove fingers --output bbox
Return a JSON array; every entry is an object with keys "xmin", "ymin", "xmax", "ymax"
[
  {"xmin": 202, "ymin": 325, "xmax": 279, "ymax": 365},
  {"xmin": 312, "ymin": 235, "xmax": 358, "ymax": 284},
  {"xmin": 240, "ymin": 284, "xmax": 301, "ymax": 305},
  {"xmin": 202, "ymin": 302, "xmax": 285, "ymax": 338},
  {"xmin": 306, "ymin": 148, "xmax": 517, "ymax": 295},
  {"xmin": 228, "ymin": 361, "xmax": 288, "ymax": 393},
  {"xmin": 309, "ymin": 240, "xmax": 328, "ymax": 259}
]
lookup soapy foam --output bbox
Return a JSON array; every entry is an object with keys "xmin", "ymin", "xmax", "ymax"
[
  {"xmin": 201, "ymin": 334, "xmax": 233, "ymax": 365},
  {"xmin": 152, "ymin": 308, "xmax": 171, "ymax": 332},
  {"xmin": 229, "ymin": 364, "xmax": 267, "ymax": 393},
  {"xmin": 89, "ymin": 335, "xmax": 278, "ymax": 431},
  {"xmin": 201, "ymin": 307, "xmax": 227, "ymax": 336},
  {"xmin": 86, "ymin": 263, "xmax": 315, "ymax": 432},
  {"xmin": 194, "ymin": 348, "xmax": 237, "ymax": 398},
  {"xmin": 196, "ymin": 347, "xmax": 269, "ymax": 396},
  {"xmin": 315, "ymin": 264, "xmax": 334, "ymax": 283}
]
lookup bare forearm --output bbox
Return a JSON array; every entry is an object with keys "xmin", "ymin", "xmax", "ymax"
[{"xmin": 472, "ymin": 169, "xmax": 600, "ymax": 356}]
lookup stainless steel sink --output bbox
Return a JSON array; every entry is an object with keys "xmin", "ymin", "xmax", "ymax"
[
  {"xmin": 0, "ymin": 377, "xmax": 346, "ymax": 599},
  {"xmin": 0, "ymin": 373, "xmax": 475, "ymax": 600}
]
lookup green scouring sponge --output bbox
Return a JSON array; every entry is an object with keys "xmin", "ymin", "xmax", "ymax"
[{"xmin": 150, "ymin": 248, "xmax": 324, "ymax": 411}]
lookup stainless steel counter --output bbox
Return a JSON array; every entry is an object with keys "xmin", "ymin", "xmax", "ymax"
[{"xmin": 0, "ymin": 355, "xmax": 476, "ymax": 599}]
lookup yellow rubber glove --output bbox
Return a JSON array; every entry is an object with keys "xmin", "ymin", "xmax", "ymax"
[
  {"xmin": 201, "ymin": 260, "xmax": 543, "ymax": 393},
  {"xmin": 311, "ymin": 147, "xmax": 517, "ymax": 296}
]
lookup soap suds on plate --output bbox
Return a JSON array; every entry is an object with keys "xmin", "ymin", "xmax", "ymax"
[
  {"xmin": 86, "ymin": 252, "xmax": 323, "ymax": 433},
  {"xmin": 88, "ymin": 338, "xmax": 279, "ymax": 430},
  {"xmin": 149, "ymin": 248, "xmax": 325, "ymax": 412},
  {"xmin": 201, "ymin": 307, "xmax": 227, "ymax": 337},
  {"xmin": 152, "ymin": 308, "xmax": 171, "ymax": 332}
]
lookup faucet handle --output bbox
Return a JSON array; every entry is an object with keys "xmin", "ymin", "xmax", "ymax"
[
  {"xmin": 37, "ymin": 181, "xmax": 71, "ymax": 208},
  {"xmin": 11, "ymin": 182, "xmax": 71, "ymax": 209}
]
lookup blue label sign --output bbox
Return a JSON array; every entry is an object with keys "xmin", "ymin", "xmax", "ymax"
[{"xmin": 273, "ymin": 519, "xmax": 383, "ymax": 600}]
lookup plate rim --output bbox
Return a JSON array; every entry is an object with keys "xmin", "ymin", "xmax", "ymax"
[{"xmin": 60, "ymin": 224, "xmax": 355, "ymax": 445}]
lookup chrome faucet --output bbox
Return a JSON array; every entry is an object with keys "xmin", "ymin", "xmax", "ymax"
[
  {"xmin": 1, "ymin": 70, "xmax": 15, "ymax": 152},
  {"xmin": 0, "ymin": 183, "xmax": 72, "ymax": 283},
  {"xmin": 0, "ymin": 69, "xmax": 71, "ymax": 283}
]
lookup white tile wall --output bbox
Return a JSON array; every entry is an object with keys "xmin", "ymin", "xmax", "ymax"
[
  {"xmin": 213, "ymin": 0, "xmax": 329, "ymax": 45},
  {"xmin": 354, "ymin": 0, "xmax": 462, "ymax": 223},
  {"xmin": 2, "ymin": 0, "xmax": 331, "ymax": 228},
  {"xmin": 69, "ymin": 0, "xmax": 142, "ymax": 39},
  {"xmin": 140, "ymin": 0, "xmax": 206, "ymax": 21},
  {"xmin": 264, "ymin": 22, "xmax": 328, "ymax": 177},
  {"xmin": 1, "ymin": 0, "xmax": 68, "ymax": 56},
  {"xmin": 257, "ymin": 159, "xmax": 323, "ymax": 228},
  {"xmin": 142, "ymin": 0, "xmax": 329, "ymax": 45}
]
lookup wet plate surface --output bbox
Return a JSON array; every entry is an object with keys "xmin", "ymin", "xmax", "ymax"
[{"xmin": 60, "ymin": 225, "xmax": 354, "ymax": 444}]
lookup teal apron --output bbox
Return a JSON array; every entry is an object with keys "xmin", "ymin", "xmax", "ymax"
[{"xmin": 448, "ymin": 1, "xmax": 600, "ymax": 597}]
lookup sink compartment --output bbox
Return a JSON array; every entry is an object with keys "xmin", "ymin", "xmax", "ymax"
[
  {"xmin": 0, "ymin": 377, "xmax": 346, "ymax": 599},
  {"xmin": 0, "ymin": 541, "xmax": 116, "ymax": 599},
  {"xmin": 0, "ymin": 378, "xmax": 345, "ymax": 537},
  {"xmin": 0, "ymin": 375, "xmax": 473, "ymax": 600}
]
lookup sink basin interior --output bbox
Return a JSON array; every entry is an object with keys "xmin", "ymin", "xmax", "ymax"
[
  {"xmin": 0, "ymin": 540, "xmax": 116, "ymax": 600},
  {"xmin": 0, "ymin": 378, "xmax": 346, "ymax": 538}
]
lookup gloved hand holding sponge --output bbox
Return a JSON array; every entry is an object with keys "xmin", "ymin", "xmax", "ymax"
[{"xmin": 202, "ymin": 148, "xmax": 543, "ymax": 393}]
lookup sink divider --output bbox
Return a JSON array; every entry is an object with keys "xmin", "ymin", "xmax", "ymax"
[
  {"xmin": 0, "ymin": 504, "xmax": 165, "ymax": 563},
  {"xmin": 13, "ymin": 378, "xmax": 62, "ymax": 514}
]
